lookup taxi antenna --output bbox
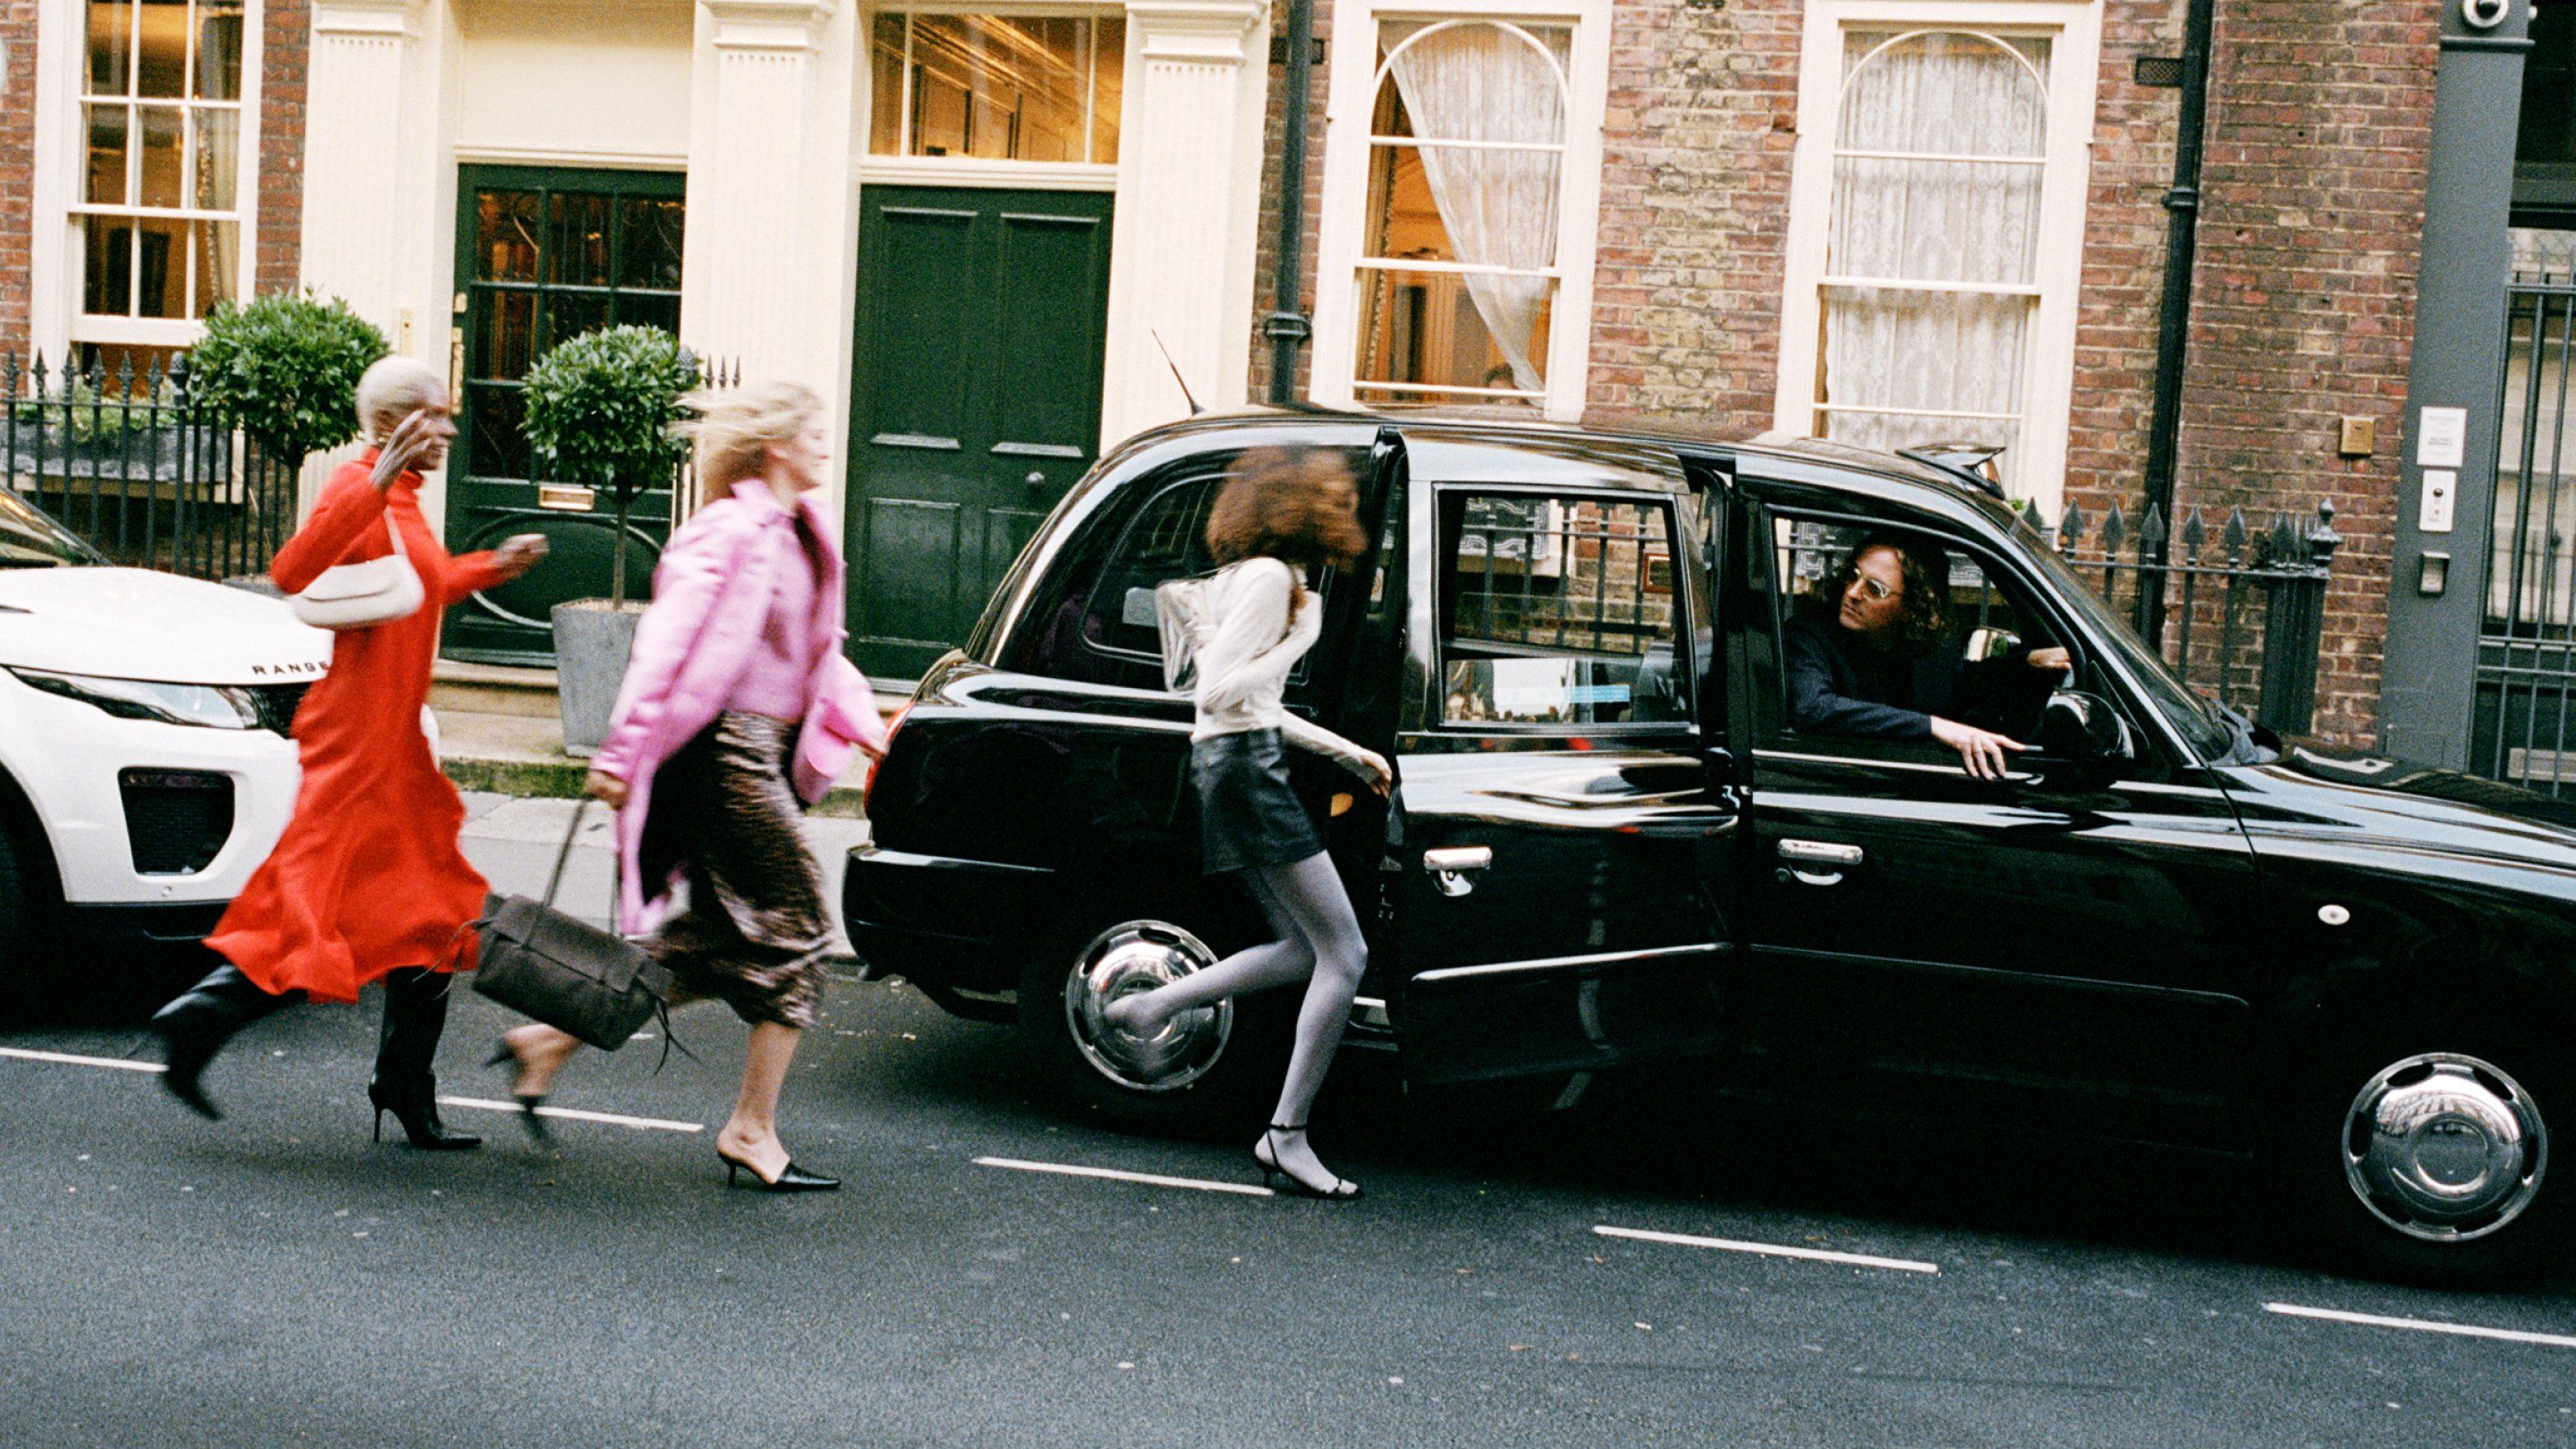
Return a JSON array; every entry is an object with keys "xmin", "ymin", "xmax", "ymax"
[{"xmin": 1150, "ymin": 330, "xmax": 1203, "ymax": 416}]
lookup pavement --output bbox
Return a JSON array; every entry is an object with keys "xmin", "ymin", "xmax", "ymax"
[{"xmin": 4, "ymin": 800, "xmax": 2576, "ymax": 1446}]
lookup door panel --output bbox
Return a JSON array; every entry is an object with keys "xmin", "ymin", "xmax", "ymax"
[
  {"xmin": 849, "ymin": 186, "xmax": 1114, "ymax": 680},
  {"xmin": 445, "ymin": 165, "xmax": 688, "ymax": 664}
]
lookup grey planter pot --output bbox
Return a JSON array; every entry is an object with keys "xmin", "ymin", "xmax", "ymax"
[{"xmin": 552, "ymin": 599, "xmax": 647, "ymax": 758}]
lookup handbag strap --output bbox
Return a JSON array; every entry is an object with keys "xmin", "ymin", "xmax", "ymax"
[{"xmin": 544, "ymin": 796, "xmax": 589, "ymax": 908}]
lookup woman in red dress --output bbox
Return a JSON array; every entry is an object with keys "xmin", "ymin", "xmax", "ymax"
[{"xmin": 148, "ymin": 356, "xmax": 548, "ymax": 1147}]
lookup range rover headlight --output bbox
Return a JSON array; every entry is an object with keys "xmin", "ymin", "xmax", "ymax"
[{"xmin": 7, "ymin": 667, "xmax": 261, "ymax": 729}]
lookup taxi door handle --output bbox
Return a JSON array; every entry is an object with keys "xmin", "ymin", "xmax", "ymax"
[
  {"xmin": 1424, "ymin": 845, "xmax": 1493, "ymax": 897},
  {"xmin": 1776, "ymin": 838, "xmax": 1861, "ymax": 886}
]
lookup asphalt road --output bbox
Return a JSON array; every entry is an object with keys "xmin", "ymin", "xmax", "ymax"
[{"xmin": 4, "ymin": 799, "xmax": 2574, "ymax": 1448}]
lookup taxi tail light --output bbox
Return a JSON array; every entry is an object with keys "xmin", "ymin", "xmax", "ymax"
[{"xmin": 865, "ymin": 701, "xmax": 915, "ymax": 808}]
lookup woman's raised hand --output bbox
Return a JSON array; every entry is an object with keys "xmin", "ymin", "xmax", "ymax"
[
  {"xmin": 584, "ymin": 770, "xmax": 630, "ymax": 809},
  {"xmin": 369, "ymin": 409, "xmax": 437, "ymax": 491},
  {"xmin": 1351, "ymin": 749, "xmax": 1394, "ymax": 797},
  {"xmin": 490, "ymin": 533, "xmax": 549, "ymax": 583}
]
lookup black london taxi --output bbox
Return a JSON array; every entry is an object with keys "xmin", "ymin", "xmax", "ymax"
[{"xmin": 846, "ymin": 408, "xmax": 2576, "ymax": 1285}]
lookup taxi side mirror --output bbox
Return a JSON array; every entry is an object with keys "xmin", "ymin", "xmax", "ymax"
[
  {"xmin": 1964, "ymin": 625, "xmax": 2022, "ymax": 663},
  {"xmin": 2033, "ymin": 690, "xmax": 2135, "ymax": 786}
]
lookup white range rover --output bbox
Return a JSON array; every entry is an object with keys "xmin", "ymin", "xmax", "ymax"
[{"xmin": 0, "ymin": 488, "xmax": 327, "ymax": 980}]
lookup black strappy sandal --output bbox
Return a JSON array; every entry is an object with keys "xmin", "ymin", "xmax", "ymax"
[{"xmin": 1252, "ymin": 1122, "xmax": 1361, "ymax": 1200}]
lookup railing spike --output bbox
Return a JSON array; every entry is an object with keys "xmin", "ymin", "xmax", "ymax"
[
  {"xmin": 2101, "ymin": 502, "xmax": 2128, "ymax": 555},
  {"xmin": 114, "ymin": 352, "xmax": 133, "ymax": 401},
  {"xmin": 2140, "ymin": 504, "xmax": 2168, "ymax": 547},
  {"xmin": 2222, "ymin": 509, "xmax": 2250, "ymax": 558},
  {"xmin": 2059, "ymin": 501, "xmax": 2087, "ymax": 550},
  {"xmin": 2180, "ymin": 507, "xmax": 2207, "ymax": 556}
]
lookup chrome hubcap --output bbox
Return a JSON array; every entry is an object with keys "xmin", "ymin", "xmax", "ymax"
[
  {"xmin": 1063, "ymin": 920, "xmax": 1231, "ymax": 1093},
  {"xmin": 2341, "ymin": 1053, "xmax": 2546, "ymax": 1242}
]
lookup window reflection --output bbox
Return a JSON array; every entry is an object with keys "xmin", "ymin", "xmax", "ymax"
[{"xmin": 869, "ymin": 12, "xmax": 1124, "ymax": 165}]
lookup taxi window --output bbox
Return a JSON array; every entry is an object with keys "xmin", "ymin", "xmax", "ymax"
[
  {"xmin": 1767, "ymin": 515, "xmax": 2068, "ymax": 756},
  {"xmin": 1436, "ymin": 490, "xmax": 1691, "ymax": 728}
]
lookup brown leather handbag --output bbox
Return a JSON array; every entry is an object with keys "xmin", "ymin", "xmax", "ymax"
[{"xmin": 473, "ymin": 801, "xmax": 671, "ymax": 1051}]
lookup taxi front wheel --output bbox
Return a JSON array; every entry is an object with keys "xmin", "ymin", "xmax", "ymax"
[
  {"xmin": 2285, "ymin": 1025, "xmax": 2571, "ymax": 1289},
  {"xmin": 1016, "ymin": 915, "xmax": 1291, "ymax": 1138}
]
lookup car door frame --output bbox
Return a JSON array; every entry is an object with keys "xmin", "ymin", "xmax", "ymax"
[{"xmin": 1385, "ymin": 440, "xmax": 1742, "ymax": 1088}]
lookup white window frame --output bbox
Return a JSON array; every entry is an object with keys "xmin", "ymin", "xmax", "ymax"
[
  {"xmin": 1308, "ymin": 0, "xmax": 1611, "ymax": 422},
  {"xmin": 33, "ymin": 0, "xmax": 265, "ymax": 358},
  {"xmin": 858, "ymin": 3, "xmax": 1124, "ymax": 193},
  {"xmin": 1771, "ymin": 0, "xmax": 2099, "ymax": 517}
]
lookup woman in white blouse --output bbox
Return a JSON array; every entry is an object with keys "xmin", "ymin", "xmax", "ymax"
[{"xmin": 1102, "ymin": 448, "xmax": 1392, "ymax": 1199}]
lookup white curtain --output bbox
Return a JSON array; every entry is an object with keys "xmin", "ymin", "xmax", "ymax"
[
  {"xmin": 1384, "ymin": 21, "xmax": 1569, "ymax": 394},
  {"xmin": 1820, "ymin": 31, "xmax": 2049, "ymax": 478}
]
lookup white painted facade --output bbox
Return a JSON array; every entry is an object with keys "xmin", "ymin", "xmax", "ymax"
[{"xmin": 275, "ymin": 0, "xmax": 1275, "ymax": 530}]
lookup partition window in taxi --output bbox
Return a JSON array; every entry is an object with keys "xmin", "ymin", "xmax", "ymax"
[{"xmin": 1436, "ymin": 491, "xmax": 1697, "ymax": 727}]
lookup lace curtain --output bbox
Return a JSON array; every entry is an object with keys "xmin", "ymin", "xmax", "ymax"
[
  {"xmin": 1382, "ymin": 21, "xmax": 1571, "ymax": 395},
  {"xmin": 1819, "ymin": 31, "xmax": 2050, "ymax": 485}
]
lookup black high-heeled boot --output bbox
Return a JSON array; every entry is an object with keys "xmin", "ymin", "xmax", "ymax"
[
  {"xmin": 148, "ymin": 962, "xmax": 288, "ymax": 1121},
  {"xmin": 368, "ymin": 968, "xmax": 480, "ymax": 1151}
]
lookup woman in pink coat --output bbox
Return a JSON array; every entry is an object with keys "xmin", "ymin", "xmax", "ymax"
[{"xmin": 492, "ymin": 380, "xmax": 885, "ymax": 1192}]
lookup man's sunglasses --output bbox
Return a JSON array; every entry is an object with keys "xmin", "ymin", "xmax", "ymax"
[{"xmin": 1835, "ymin": 563, "xmax": 1897, "ymax": 602}]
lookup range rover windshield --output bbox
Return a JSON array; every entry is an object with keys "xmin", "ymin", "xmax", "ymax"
[{"xmin": 0, "ymin": 489, "xmax": 107, "ymax": 568}]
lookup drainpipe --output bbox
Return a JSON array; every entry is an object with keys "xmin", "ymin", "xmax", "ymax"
[
  {"xmin": 1264, "ymin": 0, "xmax": 1318, "ymax": 403},
  {"xmin": 2138, "ymin": 0, "xmax": 2218, "ymax": 640}
]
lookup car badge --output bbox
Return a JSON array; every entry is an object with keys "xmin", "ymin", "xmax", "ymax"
[{"xmin": 2318, "ymin": 903, "xmax": 2351, "ymax": 927}]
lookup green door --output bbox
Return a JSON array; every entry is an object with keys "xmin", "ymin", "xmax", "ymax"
[
  {"xmin": 846, "ymin": 185, "xmax": 1114, "ymax": 681},
  {"xmin": 444, "ymin": 165, "xmax": 687, "ymax": 665}
]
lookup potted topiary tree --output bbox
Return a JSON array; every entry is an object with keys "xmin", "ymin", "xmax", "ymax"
[
  {"xmin": 518, "ymin": 325, "xmax": 699, "ymax": 756},
  {"xmin": 182, "ymin": 292, "xmax": 388, "ymax": 590}
]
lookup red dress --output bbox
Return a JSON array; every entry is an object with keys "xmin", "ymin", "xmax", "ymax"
[{"xmin": 206, "ymin": 453, "xmax": 507, "ymax": 1004}]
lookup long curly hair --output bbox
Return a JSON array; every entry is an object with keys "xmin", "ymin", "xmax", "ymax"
[
  {"xmin": 1841, "ymin": 531, "xmax": 1953, "ymax": 655},
  {"xmin": 1204, "ymin": 447, "xmax": 1368, "ymax": 619}
]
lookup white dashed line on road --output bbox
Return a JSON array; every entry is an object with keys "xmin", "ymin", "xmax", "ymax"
[
  {"xmin": 2264, "ymin": 1302, "xmax": 2576, "ymax": 1351},
  {"xmin": 0, "ymin": 1046, "xmax": 165, "ymax": 1073},
  {"xmin": 1593, "ymin": 1224, "xmax": 1941, "ymax": 1275},
  {"xmin": 436, "ymin": 1097, "xmax": 703, "ymax": 1133},
  {"xmin": 975, "ymin": 1156, "xmax": 1277, "ymax": 1197}
]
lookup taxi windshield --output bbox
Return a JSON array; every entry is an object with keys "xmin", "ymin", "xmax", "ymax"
[{"xmin": 2004, "ymin": 507, "xmax": 2234, "ymax": 760}]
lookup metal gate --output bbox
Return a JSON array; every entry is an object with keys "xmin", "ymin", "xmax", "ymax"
[{"xmin": 2474, "ymin": 279, "xmax": 2576, "ymax": 792}]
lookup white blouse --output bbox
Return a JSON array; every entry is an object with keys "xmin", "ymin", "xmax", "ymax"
[{"xmin": 1191, "ymin": 556, "xmax": 1372, "ymax": 771}]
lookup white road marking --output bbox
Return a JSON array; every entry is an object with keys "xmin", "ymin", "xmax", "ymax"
[
  {"xmin": 436, "ymin": 1097, "xmax": 703, "ymax": 1133},
  {"xmin": 2265, "ymin": 1302, "xmax": 2576, "ymax": 1351},
  {"xmin": 1593, "ymin": 1224, "xmax": 1941, "ymax": 1275},
  {"xmin": 0, "ymin": 1046, "xmax": 165, "ymax": 1073},
  {"xmin": 975, "ymin": 1156, "xmax": 1276, "ymax": 1198}
]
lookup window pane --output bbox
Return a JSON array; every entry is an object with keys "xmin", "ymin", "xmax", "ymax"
[
  {"xmin": 136, "ymin": 0, "xmax": 187, "ymax": 97},
  {"xmin": 1082, "ymin": 477, "xmax": 1222, "ymax": 658},
  {"xmin": 89, "ymin": 1, "xmax": 132, "ymax": 95},
  {"xmin": 86, "ymin": 105, "xmax": 131, "ymax": 205},
  {"xmin": 549, "ymin": 193, "xmax": 612, "ymax": 287},
  {"xmin": 481, "ymin": 291, "xmax": 536, "ymax": 380},
  {"xmin": 1353, "ymin": 268, "xmax": 1552, "ymax": 402},
  {"xmin": 869, "ymin": 13, "xmax": 906, "ymax": 154},
  {"xmin": 1818, "ymin": 285, "xmax": 2030, "ymax": 485},
  {"xmin": 135, "ymin": 215, "xmax": 189, "ymax": 317},
  {"xmin": 544, "ymin": 291, "xmax": 610, "ymax": 352},
  {"xmin": 468, "ymin": 386, "xmax": 530, "ymax": 479},
  {"xmin": 1440, "ymin": 495, "xmax": 1683, "ymax": 725},
  {"xmin": 476, "ymin": 191, "xmax": 541, "ymax": 283},
  {"xmin": 614, "ymin": 196, "xmax": 685, "ymax": 291},
  {"xmin": 193, "ymin": 219, "xmax": 238, "ymax": 314},
  {"xmin": 135, "ymin": 105, "xmax": 182, "ymax": 208},
  {"xmin": 1833, "ymin": 31, "xmax": 2049, "ymax": 285},
  {"xmin": 83, "ymin": 218, "xmax": 134, "ymax": 316},
  {"xmin": 195, "ymin": 0, "xmax": 245, "ymax": 100},
  {"xmin": 1090, "ymin": 18, "xmax": 1124, "ymax": 165},
  {"xmin": 192, "ymin": 108, "xmax": 238, "ymax": 210},
  {"xmin": 881, "ymin": 13, "xmax": 1106, "ymax": 163}
]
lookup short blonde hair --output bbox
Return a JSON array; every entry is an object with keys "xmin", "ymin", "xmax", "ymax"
[
  {"xmin": 355, "ymin": 355, "xmax": 445, "ymax": 439},
  {"xmin": 674, "ymin": 379, "xmax": 825, "ymax": 498}
]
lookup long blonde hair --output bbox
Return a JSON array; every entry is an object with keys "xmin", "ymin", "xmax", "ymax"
[{"xmin": 673, "ymin": 379, "xmax": 824, "ymax": 503}]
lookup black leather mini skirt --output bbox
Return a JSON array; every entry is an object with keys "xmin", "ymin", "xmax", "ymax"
[{"xmin": 1191, "ymin": 728, "xmax": 1325, "ymax": 876}]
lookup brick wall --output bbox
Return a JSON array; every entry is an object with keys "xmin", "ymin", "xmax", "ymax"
[
  {"xmin": 1, "ymin": 1, "xmax": 38, "ymax": 354},
  {"xmin": 0, "ymin": 2, "xmax": 308, "ymax": 359},
  {"xmin": 2172, "ymin": 0, "xmax": 2439, "ymax": 741}
]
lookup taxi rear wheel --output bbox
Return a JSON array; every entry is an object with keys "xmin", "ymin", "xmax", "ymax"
[
  {"xmin": 1017, "ymin": 914, "xmax": 1290, "ymax": 1138},
  {"xmin": 2287, "ymin": 1025, "xmax": 2570, "ymax": 1288}
]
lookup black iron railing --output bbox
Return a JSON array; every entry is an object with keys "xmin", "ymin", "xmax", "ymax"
[{"xmin": 1, "ymin": 350, "xmax": 301, "ymax": 583}]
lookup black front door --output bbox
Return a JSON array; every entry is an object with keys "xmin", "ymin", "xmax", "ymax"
[
  {"xmin": 846, "ymin": 185, "xmax": 1114, "ymax": 681},
  {"xmin": 1733, "ymin": 493, "xmax": 2260, "ymax": 1135},
  {"xmin": 445, "ymin": 165, "xmax": 687, "ymax": 664},
  {"xmin": 1390, "ymin": 468, "xmax": 1736, "ymax": 1086}
]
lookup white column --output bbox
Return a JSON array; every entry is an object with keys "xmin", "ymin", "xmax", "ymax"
[
  {"xmin": 680, "ymin": 1, "xmax": 857, "ymax": 399},
  {"xmin": 301, "ymin": 0, "xmax": 438, "ymax": 343},
  {"xmin": 1097, "ymin": 0, "xmax": 1272, "ymax": 448}
]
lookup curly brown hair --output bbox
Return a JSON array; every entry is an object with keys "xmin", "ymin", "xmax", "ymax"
[
  {"xmin": 1839, "ymin": 532, "xmax": 1953, "ymax": 655},
  {"xmin": 1204, "ymin": 448, "xmax": 1368, "ymax": 617}
]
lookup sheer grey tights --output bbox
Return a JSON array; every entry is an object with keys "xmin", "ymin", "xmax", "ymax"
[{"xmin": 1110, "ymin": 853, "xmax": 1364, "ymax": 1191}]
